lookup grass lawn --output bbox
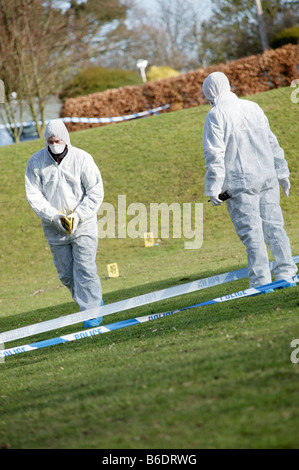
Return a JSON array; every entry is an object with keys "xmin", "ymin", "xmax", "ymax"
[{"xmin": 0, "ymin": 86, "xmax": 298, "ymax": 449}]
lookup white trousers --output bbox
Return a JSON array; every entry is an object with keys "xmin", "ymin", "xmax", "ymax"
[
  {"xmin": 49, "ymin": 233, "xmax": 102, "ymax": 311},
  {"xmin": 226, "ymin": 179, "xmax": 297, "ymax": 287}
]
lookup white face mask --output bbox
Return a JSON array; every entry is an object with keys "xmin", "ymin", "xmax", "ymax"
[{"xmin": 49, "ymin": 143, "xmax": 65, "ymax": 154}]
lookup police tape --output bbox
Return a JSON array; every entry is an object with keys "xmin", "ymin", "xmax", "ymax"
[
  {"xmin": 0, "ymin": 276, "xmax": 298, "ymax": 358},
  {"xmin": 1, "ymin": 256, "xmax": 298, "ymax": 344},
  {"xmin": 62, "ymin": 105, "xmax": 170, "ymax": 124},
  {"xmin": 0, "ymin": 105, "xmax": 170, "ymax": 130},
  {"xmin": 0, "ymin": 264, "xmax": 250, "ymax": 343}
]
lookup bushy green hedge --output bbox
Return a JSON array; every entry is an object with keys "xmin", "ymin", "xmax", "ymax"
[
  {"xmin": 60, "ymin": 66, "xmax": 141, "ymax": 99},
  {"xmin": 270, "ymin": 26, "xmax": 299, "ymax": 49}
]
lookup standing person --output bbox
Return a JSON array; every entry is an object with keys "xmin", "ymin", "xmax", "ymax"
[
  {"xmin": 202, "ymin": 72, "xmax": 297, "ymax": 288},
  {"xmin": 25, "ymin": 119, "xmax": 104, "ymax": 327}
]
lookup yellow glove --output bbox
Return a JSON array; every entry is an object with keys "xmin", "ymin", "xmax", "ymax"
[
  {"xmin": 59, "ymin": 211, "xmax": 73, "ymax": 235},
  {"xmin": 53, "ymin": 213, "xmax": 68, "ymax": 234},
  {"xmin": 58, "ymin": 212, "xmax": 79, "ymax": 235},
  {"xmin": 68, "ymin": 213, "xmax": 80, "ymax": 234},
  {"xmin": 60, "ymin": 216, "xmax": 73, "ymax": 235}
]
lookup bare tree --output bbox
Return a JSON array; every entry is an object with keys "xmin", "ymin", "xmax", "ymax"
[
  {"xmin": 0, "ymin": 2, "xmax": 25, "ymax": 141},
  {"xmin": 0, "ymin": 0, "xmax": 75, "ymax": 138},
  {"xmin": 94, "ymin": 0, "xmax": 207, "ymax": 71},
  {"xmin": 0, "ymin": 0, "xmax": 129, "ymax": 140},
  {"xmin": 199, "ymin": 0, "xmax": 299, "ymax": 65}
]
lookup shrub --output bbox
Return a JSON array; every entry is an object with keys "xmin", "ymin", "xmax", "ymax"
[
  {"xmin": 147, "ymin": 66, "xmax": 181, "ymax": 82},
  {"xmin": 270, "ymin": 25, "xmax": 299, "ymax": 49},
  {"xmin": 60, "ymin": 66, "xmax": 141, "ymax": 99},
  {"xmin": 60, "ymin": 44, "xmax": 299, "ymax": 132}
]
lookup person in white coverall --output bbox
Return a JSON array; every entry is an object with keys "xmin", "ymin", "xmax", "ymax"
[
  {"xmin": 202, "ymin": 72, "xmax": 297, "ymax": 288},
  {"xmin": 25, "ymin": 119, "xmax": 104, "ymax": 328}
]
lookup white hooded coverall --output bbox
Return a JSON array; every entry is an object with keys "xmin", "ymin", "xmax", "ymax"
[
  {"xmin": 202, "ymin": 72, "xmax": 297, "ymax": 287},
  {"xmin": 25, "ymin": 119, "xmax": 104, "ymax": 311}
]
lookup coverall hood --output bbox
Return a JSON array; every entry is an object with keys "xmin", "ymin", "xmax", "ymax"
[
  {"xmin": 202, "ymin": 72, "xmax": 231, "ymax": 106},
  {"xmin": 44, "ymin": 119, "xmax": 71, "ymax": 147}
]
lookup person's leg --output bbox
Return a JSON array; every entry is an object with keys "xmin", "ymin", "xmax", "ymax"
[
  {"xmin": 226, "ymin": 189, "xmax": 272, "ymax": 288},
  {"xmin": 49, "ymin": 242, "xmax": 74, "ymax": 296},
  {"xmin": 72, "ymin": 233, "xmax": 104, "ymax": 328},
  {"xmin": 72, "ymin": 233, "xmax": 102, "ymax": 312},
  {"xmin": 260, "ymin": 180, "xmax": 297, "ymax": 283}
]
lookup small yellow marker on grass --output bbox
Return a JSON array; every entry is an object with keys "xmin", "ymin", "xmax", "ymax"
[
  {"xmin": 144, "ymin": 232, "xmax": 155, "ymax": 247},
  {"xmin": 107, "ymin": 263, "xmax": 120, "ymax": 278}
]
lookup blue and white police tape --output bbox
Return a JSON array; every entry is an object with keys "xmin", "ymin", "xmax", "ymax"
[
  {"xmin": 0, "ymin": 105, "xmax": 170, "ymax": 130},
  {"xmin": 1, "ymin": 265, "xmax": 247, "ymax": 343},
  {"xmin": 1, "ymin": 256, "xmax": 298, "ymax": 344},
  {"xmin": 62, "ymin": 105, "xmax": 170, "ymax": 124},
  {"xmin": 1, "ymin": 276, "xmax": 298, "ymax": 358}
]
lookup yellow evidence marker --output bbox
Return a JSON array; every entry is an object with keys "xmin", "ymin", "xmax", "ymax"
[
  {"xmin": 107, "ymin": 263, "xmax": 120, "ymax": 278},
  {"xmin": 144, "ymin": 232, "xmax": 155, "ymax": 247}
]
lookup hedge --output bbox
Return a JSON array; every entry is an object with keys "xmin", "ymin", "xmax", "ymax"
[{"xmin": 60, "ymin": 44, "xmax": 299, "ymax": 132}]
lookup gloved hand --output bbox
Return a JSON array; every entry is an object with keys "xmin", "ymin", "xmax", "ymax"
[
  {"xmin": 68, "ymin": 213, "xmax": 80, "ymax": 234},
  {"xmin": 52, "ymin": 213, "xmax": 68, "ymax": 234},
  {"xmin": 209, "ymin": 195, "xmax": 223, "ymax": 206},
  {"xmin": 279, "ymin": 178, "xmax": 290, "ymax": 198}
]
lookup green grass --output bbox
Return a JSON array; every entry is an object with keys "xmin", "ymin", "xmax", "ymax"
[{"xmin": 0, "ymin": 86, "xmax": 298, "ymax": 449}]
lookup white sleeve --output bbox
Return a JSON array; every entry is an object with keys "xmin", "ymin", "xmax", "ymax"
[
  {"xmin": 203, "ymin": 111, "xmax": 226, "ymax": 196},
  {"xmin": 25, "ymin": 156, "xmax": 57, "ymax": 223},
  {"xmin": 74, "ymin": 153, "xmax": 104, "ymax": 222},
  {"xmin": 264, "ymin": 116, "xmax": 289, "ymax": 180}
]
